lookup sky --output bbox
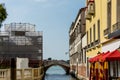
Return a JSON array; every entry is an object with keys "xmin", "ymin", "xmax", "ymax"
[{"xmin": 0, "ymin": 0, "xmax": 85, "ymax": 60}]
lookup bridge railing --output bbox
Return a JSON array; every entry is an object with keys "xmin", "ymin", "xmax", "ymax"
[{"xmin": 44, "ymin": 60, "xmax": 70, "ymax": 67}]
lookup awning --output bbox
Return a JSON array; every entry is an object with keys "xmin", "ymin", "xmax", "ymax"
[
  {"xmin": 99, "ymin": 51, "xmax": 110, "ymax": 62},
  {"xmin": 102, "ymin": 50, "xmax": 120, "ymax": 61},
  {"xmin": 89, "ymin": 52, "xmax": 104, "ymax": 62},
  {"xmin": 89, "ymin": 50, "xmax": 120, "ymax": 62}
]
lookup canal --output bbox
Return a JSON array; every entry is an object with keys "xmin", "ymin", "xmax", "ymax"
[{"xmin": 44, "ymin": 66, "xmax": 77, "ymax": 80}]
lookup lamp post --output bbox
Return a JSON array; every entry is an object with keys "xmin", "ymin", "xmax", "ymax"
[
  {"xmin": 0, "ymin": 12, "xmax": 3, "ymax": 31},
  {"xmin": 0, "ymin": 13, "xmax": 2, "ymax": 29}
]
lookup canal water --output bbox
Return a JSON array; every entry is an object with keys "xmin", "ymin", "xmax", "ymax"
[{"xmin": 44, "ymin": 66, "xmax": 77, "ymax": 80}]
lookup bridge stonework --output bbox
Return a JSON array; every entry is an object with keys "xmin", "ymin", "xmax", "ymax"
[{"xmin": 43, "ymin": 60, "xmax": 70, "ymax": 74}]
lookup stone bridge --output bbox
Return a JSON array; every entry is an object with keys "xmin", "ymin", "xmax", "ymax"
[{"xmin": 43, "ymin": 60, "xmax": 70, "ymax": 74}]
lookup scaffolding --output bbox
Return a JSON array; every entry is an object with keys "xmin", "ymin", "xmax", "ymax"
[{"xmin": 0, "ymin": 23, "xmax": 43, "ymax": 64}]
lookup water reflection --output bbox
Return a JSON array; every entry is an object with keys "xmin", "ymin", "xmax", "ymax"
[{"xmin": 45, "ymin": 66, "xmax": 77, "ymax": 80}]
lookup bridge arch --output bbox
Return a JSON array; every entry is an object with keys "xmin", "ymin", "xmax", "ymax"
[{"xmin": 44, "ymin": 60, "xmax": 70, "ymax": 74}]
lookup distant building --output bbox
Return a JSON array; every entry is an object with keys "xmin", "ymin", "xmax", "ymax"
[
  {"xmin": 69, "ymin": 7, "xmax": 86, "ymax": 79},
  {"xmin": 0, "ymin": 23, "xmax": 43, "ymax": 68}
]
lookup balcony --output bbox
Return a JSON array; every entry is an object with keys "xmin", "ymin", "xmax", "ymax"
[
  {"xmin": 91, "ymin": 42, "xmax": 94, "ymax": 47},
  {"xmin": 87, "ymin": 2, "xmax": 95, "ymax": 15},
  {"xmin": 85, "ymin": 8, "xmax": 91, "ymax": 20},
  {"xmin": 88, "ymin": 44, "xmax": 91, "ymax": 48},
  {"xmin": 104, "ymin": 27, "xmax": 111, "ymax": 36},
  {"xmin": 108, "ymin": 22, "xmax": 120, "ymax": 38},
  {"xmin": 94, "ymin": 39, "xmax": 100, "ymax": 45}
]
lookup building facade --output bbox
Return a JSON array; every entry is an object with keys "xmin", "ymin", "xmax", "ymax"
[
  {"xmin": 0, "ymin": 23, "xmax": 43, "ymax": 68},
  {"xmin": 70, "ymin": 0, "xmax": 120, "ymax": 79},
  {"xmin": 85, "ymin": 0, "xmax": 120, "ymax": 79},
  {"xmin": 69, "ymin": 8, "xmax": 86, "ymax": 79}
]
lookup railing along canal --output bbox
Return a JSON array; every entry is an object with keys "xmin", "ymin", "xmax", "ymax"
[
  {"xmin": 0, "ymin": 69, "xmax": 11, "ymax": 80},
  {"xmin": 0, "ymin": 67, "xmax": 44, "ymax": 80}
]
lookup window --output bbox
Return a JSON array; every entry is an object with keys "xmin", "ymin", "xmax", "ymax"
[
  {"xmin": 81, "ymin": 52, "xmax": 83, "ymax": 63},
  {"xmin": 98, "ymin": 20, "xmax": 100, "ymax": 41},
  {"xmin": 93, "ymin": 24, "xmax": 95, "ymax": 41},
  {"xmin": 78, "ymin": 53, "xmax": 81, "ymax": 64},
  {"xmin": 118, "ymin": 61, "xmax": 120, "ymax": 76},
  {"xmin": 90, "ymin": 28, "xmax": 92, "ymax": 43},
  {"xmin": 15, "ymin": 31, "xmax": 25, "ymax": 36},
  {"xmin": 83, "ymin": 49, "xmax": 86, "ymax": 63},
  {"xmin": 87, "ymin": 57, "xmax": 90, "ymax": 77},
  {"xmin": 117, "ymin": 0, "xmax": 120, "ymax": 22},
  {"xmin": 107, "ymin": 0, "xmax": 111, "ymax": 28},
  {"xmin": 87, "ymin": 31, "xmax": 88, "ymax": 45},
  {"xmin": 109, "ymin": 61, "xmax": 120, "ymax": 77},
  {"xmin": 77, "ymin": 25, "xmax": 80, "ymax": 34}
]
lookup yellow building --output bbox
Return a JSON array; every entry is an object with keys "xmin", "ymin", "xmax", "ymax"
[{"xmin": 85, "ymin": 0, "xmax": 120, "ymax": 78}]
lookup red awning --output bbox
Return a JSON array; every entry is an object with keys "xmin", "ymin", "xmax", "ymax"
[
  {"xmin": 89, "ymin": 50, "xmax": 120, "ymax": 62},
  {"xmin": 99, "ymin": 51, "xmax": 110, "ymax": 62},
  {"xmin": 99, "ymin": 50, "xmax": 120, "ymax": 61},
  {"xmin": 102, "ymin": 50, "xmax": 120, "ymax": 61},
  {"xmin": 89, "ymin": 51, "xmax": 110, "ymax": 62},
  {"xmin": 89, "ymin": 52, "xmax": 104, "ymax": 62}
]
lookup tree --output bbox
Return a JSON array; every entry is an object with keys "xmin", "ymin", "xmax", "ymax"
[
  {"xmin": 0, "ymin": 3, "xmax": 7, "ymax": 28},
  {"xmin": 48, "ymin": 57, "xmax": 52, "ymax": 60}
]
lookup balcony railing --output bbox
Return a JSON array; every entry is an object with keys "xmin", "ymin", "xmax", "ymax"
[
  {"xmin": 104, "ymin": 27, "xmax": 111, "ymax": 36},
  {"xmin": 94, "ymin": 40, "xmax": 100, "ymax": 45},
  {"xmin": 112, "ymin": 22, "xmax": 120, "ymax": 33},
  {"xmin": 91, "ymin": 42, "xmax": 94, "ymax": 47},
  {"xmin": 88, "ymin": 44, "xmax": 91, "ymax": 48}
]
